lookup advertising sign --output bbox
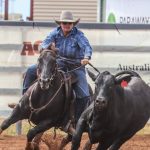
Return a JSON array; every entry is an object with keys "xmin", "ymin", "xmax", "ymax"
[
  {"xmin": 106, "ymin": 0, "xmax": 150, "ymax": 24},
  {"xmin": 0, "ymin": 25, "xmax": 150, "ymax": 116}
]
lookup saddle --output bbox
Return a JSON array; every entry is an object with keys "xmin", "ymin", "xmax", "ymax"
[
  {"xmin": 58, "ymin": 70, "xmax": 77, "ymax": 106},
  {"xmin": 58, "ymin": 70, "xmax": 77, "ymax": 132}
]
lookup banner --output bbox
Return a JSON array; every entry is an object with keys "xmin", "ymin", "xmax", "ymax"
[{"xmin": 106, "ymin": 0, "xmax": 150, "ymax": 24}]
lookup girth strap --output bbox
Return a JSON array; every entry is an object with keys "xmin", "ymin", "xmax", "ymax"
[{"xmin": 58, "ymin": 70, "xmax": 72, "ymax": 113}]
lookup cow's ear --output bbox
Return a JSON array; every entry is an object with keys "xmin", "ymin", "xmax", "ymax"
[{"xmin": 87, "ymin": 69, "xmax": 97, "ymax": 81}]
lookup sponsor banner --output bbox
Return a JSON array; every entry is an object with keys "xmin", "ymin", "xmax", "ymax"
[
  {"xmin": 0, "ymin": 26, "xmax": 150, "ymax": 93},
  {"xmin": 106, "ymin": 0, "xmax": 150, "ymax": 24}
]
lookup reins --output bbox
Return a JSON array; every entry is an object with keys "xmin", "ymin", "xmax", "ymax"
[
  {"xmin": 28, "ymin": 73, "xmax": 64, "ymax": 127},
  {"xmin": 57, "ymin": 55, "xmax": 100, "ymax": 74},
  {"xmin": 88, "ymin": 62, "xmax": 100, "ymax": 73},
  {"xmin": 28, "ymin": 50, "xmax": 99, "ymax": 126}
]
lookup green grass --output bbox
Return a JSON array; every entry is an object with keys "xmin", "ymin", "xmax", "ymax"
[
  {"xmin": 0, "ymin": 118, "xmax": 31, "ymax": 135},
  {"xmin": 0, "ymin": 117, "xmax": 66, "ymax": 136},
  {"xmin": 1, "ymin": 117, "xmax": 150, "ymax": 136}
]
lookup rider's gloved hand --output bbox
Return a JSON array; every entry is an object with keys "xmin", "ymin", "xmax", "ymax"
[{"xmin": 81, "ymin": 58, "xmax": 89, "ymax": 65}]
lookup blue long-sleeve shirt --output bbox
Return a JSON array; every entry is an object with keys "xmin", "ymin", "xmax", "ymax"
[{"xmin": 41, "ymin": 26, "xmax": 92, "ymax": 62}]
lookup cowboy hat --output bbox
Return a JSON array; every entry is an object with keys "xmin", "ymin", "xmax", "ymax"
[{"xmin": 55, "ymin": 11, "xmax": 80, "ymax": 26}]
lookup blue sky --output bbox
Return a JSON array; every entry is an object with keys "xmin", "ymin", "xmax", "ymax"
[{"xmin": 9, "ymin": 0, "xmax": 30, "ymax": 20}]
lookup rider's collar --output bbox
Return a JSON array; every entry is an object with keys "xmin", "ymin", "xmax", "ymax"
[{"xmin": 58, "ymin": 26, "xmax": 77, "ymax": 37}]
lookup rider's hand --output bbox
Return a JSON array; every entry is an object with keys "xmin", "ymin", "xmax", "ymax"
[{"xmin": 81, "ymin": 58, "xmax": 89, "ymax": 65}]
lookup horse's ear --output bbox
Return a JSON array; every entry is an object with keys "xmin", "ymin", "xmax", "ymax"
[
  {"xmin": 52, "ymin": 48, "xmax": 59, "ymax": 54},
  {"xmin": 48, "ymin": 43, "xmax": 59, "ymax": 55},
  {"xmin": 87, "ymin": 69, "xmax": 97, "ymax": 81}
]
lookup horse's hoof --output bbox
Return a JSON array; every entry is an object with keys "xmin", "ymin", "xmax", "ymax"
[
  {"xmin": 33, "ymin": 143, "xmax": 40, "ymax": 150},
  {"xmin": 25, "ymin": 142, "xmax": 40, "ymax": 150}
]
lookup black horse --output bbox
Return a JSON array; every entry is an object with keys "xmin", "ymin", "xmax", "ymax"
[{"xmin": 0, "ymin": 49, "xmax": 88, "ymax": 150}]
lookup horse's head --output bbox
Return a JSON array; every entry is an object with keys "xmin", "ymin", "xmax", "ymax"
[{"xmin": 37, "ymin": 49, "xmax": 57, "ymax": 90}]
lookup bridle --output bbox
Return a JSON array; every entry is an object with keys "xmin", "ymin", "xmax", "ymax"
[
  {"xmin": 37, "ymin": 50, "xmax": 58, "ymax": 86},
  {"xmin": 28, "ymin": 50, "xmax": 61, "ymax": 126}
]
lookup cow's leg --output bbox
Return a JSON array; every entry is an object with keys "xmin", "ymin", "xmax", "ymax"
[
  {"xmin": 0, "ymin": 105, "xmax": 23, "ymax": 134},
  {"xmin": 96, "ymin": 138, "xmax": 114, "ymax": 150},
  {"xmin": 96, "ymin": 143, "xmax": 111, "ymax": 150},
  {"xmin": 59, "ymin": 133, "xmax": 72, "ymax": 150},
  {"xmin": 71, "ymin": 118, "xmax": 86, "ymax": 150},
  {"xmin": 109, "ymin": 132, "xmax": 135, "ymax": 150},
  {"xmin": 25, "ymin": 119, "xmax": 53, "ymax": 150}
]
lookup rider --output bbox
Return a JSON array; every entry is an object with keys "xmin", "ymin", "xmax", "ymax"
[{"xmin": 10, "ymin": 10, "xmax": 92, "ymax": 127}]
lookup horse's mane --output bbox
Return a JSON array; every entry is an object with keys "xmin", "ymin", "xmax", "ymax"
[{"xmin": 41, "ymin": 49, "xmax": 57, "ymax": 57}]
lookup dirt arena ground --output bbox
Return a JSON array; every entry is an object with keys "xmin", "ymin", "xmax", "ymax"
[
  {"xmin": 0, "ymin": 133, "xmax": 150, "ymax": 150},
  {"xmin": 0, "ymin": 118, "xmax": 150, "ymax": 150}
]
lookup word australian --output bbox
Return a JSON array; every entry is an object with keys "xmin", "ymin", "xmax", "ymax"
[{"xmin": 117, "ymin": 64, "xmax": 150, "ymax": 71}]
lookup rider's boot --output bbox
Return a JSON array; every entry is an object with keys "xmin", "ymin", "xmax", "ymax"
[
  {"xmin": 75, "ymin": 96, "xmax": 91, "ymax": 124},
  {"xmin": 61, "ymin": 97, "xmax": 76, "ymax": 134},
  {"xmin": 8, "ymin": 103, "xmax": 17, "ymax": 109}
]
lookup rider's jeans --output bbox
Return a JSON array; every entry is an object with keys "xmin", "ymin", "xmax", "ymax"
[{"xmin": 22, "ymin": 64, "xmax": 37, "ymax": 94}]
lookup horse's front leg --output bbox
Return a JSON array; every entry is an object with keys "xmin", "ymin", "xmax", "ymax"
[
  {"xmin": 0, "ymin": 104, "xmax": 24, "ymax": 134},
  {"xmin": 71, "ymin": 117, "xmax": 86, "ymax": 150},
  {"xmin": 25, "ymin": 119, "xmax": 53, "ymax": 150}
]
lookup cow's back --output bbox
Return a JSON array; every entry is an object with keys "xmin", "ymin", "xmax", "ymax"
[
  {"xmin": 119, "ymin": 77, "xmax": 150, "ymax": 132},
  {"xmin": 124, "ymin": 76, "xmax": 150, "ymax": 110}
]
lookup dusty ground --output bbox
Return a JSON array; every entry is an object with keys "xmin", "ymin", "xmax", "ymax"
[
  {"xmin": 0, "ymin": 118, "xmax": 150, "ymax": 150},
  {"xmin": 0, "ymin": 133, "xmax": 150, "ymax": 150}
]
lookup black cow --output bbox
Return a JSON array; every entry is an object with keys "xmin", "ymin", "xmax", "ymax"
[{"xmin": 71, "ymin": 70, "xmax": 150, "ymax": 150}]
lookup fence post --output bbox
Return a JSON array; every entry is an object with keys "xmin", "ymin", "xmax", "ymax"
[{"xmin": 16, "ymin": 120, "xmax": 22, "ymax": 135}]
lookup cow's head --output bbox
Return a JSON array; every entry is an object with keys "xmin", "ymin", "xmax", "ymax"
[
  {"xmin": 88, "ymin": 69, "xmax": 140, "ymax": 112},
  {"xmin": 37, "ymin": 49, "xmax": 57, "ymax": 90},
  {"xmin": 88, "ymin": 70, "xmax": 116, "ymax": 111}
]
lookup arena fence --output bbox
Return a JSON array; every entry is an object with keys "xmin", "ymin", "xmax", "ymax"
[{"xmin": 0, "ymin": 22, "xmax": 150, "ymax": 146}]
